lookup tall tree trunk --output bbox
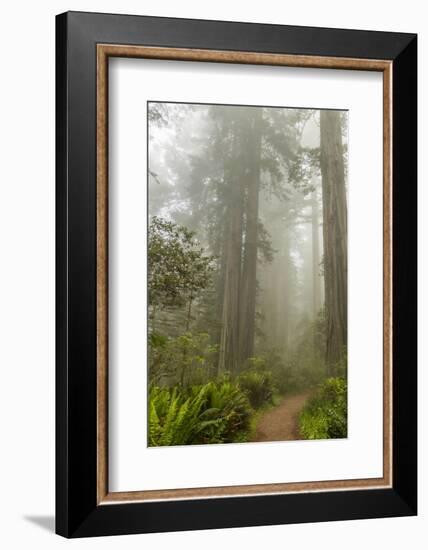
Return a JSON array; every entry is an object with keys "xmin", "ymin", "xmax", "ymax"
[
  {"xmin": 311, "ymin": 188, "xmax": 321, "ymax": 318},
  {"xmin": 218, "ymin": 118, "xmax": 245, "ymax": 374},
  {"xmin": 269, "ymin": 263, "xmax": 278, "ymax": 347},
  {"xmin": 214, "ymin": 209, "xmax": 228, "ymax": 346},
  {"xmin": 320, "ymin": 111, "xmax": 347, "ymax": 374},
  {"xmin": 239, "ymin": 109, "xmax": 263, "ymax": 365},
  {"xmin": 281, "ymin": 226, "xmax": 290, "ymax": 351},
  {"xmin": 218, "ymin": 197, "xmax": 243, "ymax": 374},
  {"xmin": 185, "ymin": 293, "xmax": 193, "ymax": 332}
]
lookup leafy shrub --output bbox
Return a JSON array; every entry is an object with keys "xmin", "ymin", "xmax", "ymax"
[
  {"xmin": 149, "ymin": 331, "xmax": 218, "ymax": 387},
  {"xmin": 149, "ymin": 385, "xmax": 209, "ymax": 446},
  {"xmin": 148, "ymin": 216, "xmax": 215, "ymax": 311},
  {"xmin": 334, "ymin": 350, "xmax": 347, "ymax": 378},
  {"xmin": 299, "ymin": 377, "xmax": 347, "ymax": 439},
  {"xmin": 195, "ymin": 380, "xmax": 253, "ymax": 443},
  {"xmin": 148, "ymin": 380, "xmax": 252, "ymax": 446},
  {"xmin": 254, "ymin": 311, "xmax": 330, "ymax": 395},
  {"xmin": 266, "ymin": 310, "xmax": 329, "ymax": 394},
  {"xmin": 266, "ymin": 353, "xmax": 293, "ymax": 395},
  {"xmin": 238, "ymin": 368, "xmax": 275, "ymax": 409}
]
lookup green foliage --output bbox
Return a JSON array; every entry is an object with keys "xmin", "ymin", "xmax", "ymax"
[
  {"xmin": 299, "ymin": 377, "xmax": 347, "ymax": 440},
  {"xmin": 194, "ymin": 380, "xmax": 253, "ymax": 443},
  {"xmin": 288, "ymin": 146, "xmax": 321, "ymax": 194},
  {"xmin": 149, "ymin": 331, "xmax": 218, "ymax": 387},
  {"xmin": 148, "ymin": 216, "xmax": 215, "ymax": 311},
  {"xmin": 148, "ymin": 380, "xmax": 252, "ymax": 446},
  {"xmin": 149, "ymin": 385, "xmax": 210, "ymax": 446},
  {"xmin": 251, "ymin": 350, "xmax": 295, "ymax": 395},
  {"xmin": 238, "ymin": 364, "xmax": 275, "ymax": 408},
  {"xmin": 272, "ymin": 309, "xmax": 328, "ymax": 393},
  {"xmin": 280, "ymin": 358, "xmax": 326, "ymax": 394},
  {"xmin": 334, "ymin": 349, "xmax": 347, "ymax": 378}
]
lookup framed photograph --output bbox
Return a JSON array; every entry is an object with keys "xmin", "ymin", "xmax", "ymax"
[{"xmin": 56, "ymin": 11, "xmax": 417, "ymax": 537}]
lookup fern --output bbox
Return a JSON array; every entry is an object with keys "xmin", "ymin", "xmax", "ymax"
[
  {"xmin": 238, "ymin": 370, "xmax": 274, "ymax": 408},
  {"xmin": 148, "ymin": 380, "xmax": 252, "ymax": 446},
  {"xmin": 299, "ymin": 377, "xmax": 347, "ymax": 440}
]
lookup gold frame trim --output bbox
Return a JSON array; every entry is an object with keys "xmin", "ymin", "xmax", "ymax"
[{"xmin": 96, "ymin": 44, "xmax": 393, "ymax": 505}]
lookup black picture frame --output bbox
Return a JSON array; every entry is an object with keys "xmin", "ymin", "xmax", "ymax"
[{"xmin": 56, "ymin": 11, "xmax": 417, "ymax": 538}]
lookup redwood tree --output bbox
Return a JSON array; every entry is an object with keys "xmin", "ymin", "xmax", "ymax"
[
  {"xmin": 239, "ymin": 108, "xmax": 263, "ymax": 364},
  {"xmin": 320, "ymin": 110, "xmax": 347, "ymax": 372}
]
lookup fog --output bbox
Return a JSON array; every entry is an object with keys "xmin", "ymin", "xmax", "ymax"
[{"xmin": 147, "ymin": 102, "xmax": 348, "ymax": 445}]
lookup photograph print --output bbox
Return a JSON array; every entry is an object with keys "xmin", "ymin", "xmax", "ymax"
[{"xmin": 148, "ymin": 101, "xmax": 348, "ymax": 447}]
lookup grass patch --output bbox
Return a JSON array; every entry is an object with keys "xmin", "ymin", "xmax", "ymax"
[{"xmin": 299, "ymin": 377, "xmax": 347, "ymax": 440}]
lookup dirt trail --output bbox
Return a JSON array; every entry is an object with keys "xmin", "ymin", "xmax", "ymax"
[{"xmin": 251, "ymin": 390, "xmax": 312, "ymax": 442}]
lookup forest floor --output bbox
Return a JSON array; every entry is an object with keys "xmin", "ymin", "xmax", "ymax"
[{"xmin": 251, "ymin": 390, "xmax": 313, "ymax": 442}]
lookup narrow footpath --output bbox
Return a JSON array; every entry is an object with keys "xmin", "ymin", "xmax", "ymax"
[{"xmin": 251, "ymin": 390, "xmax": 312, "ymax": 442}]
